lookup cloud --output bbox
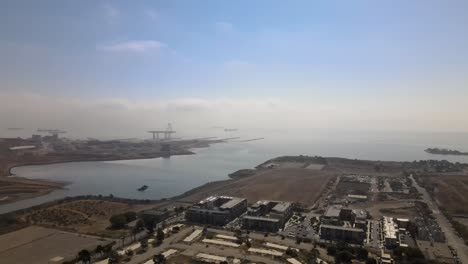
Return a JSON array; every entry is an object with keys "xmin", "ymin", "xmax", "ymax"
[
  {"xmin": 1, "ymin": 91, "xmax": 467, "ymax": 140},
  {"xmin": 215, "ymin": 22, "xmax": 234, "ymax": 33},
  {"xmin": 98, "ymin": 40, "xmax": 166, "ymax": 53}
]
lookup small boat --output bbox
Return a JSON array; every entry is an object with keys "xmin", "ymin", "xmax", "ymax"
[{"xmin": 137, "ymin": 185, "xmax": 148, "ymax": 191}]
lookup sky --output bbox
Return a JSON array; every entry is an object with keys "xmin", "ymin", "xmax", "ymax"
[{"xmin": 1, "ymin": 0, "xmax": 468, "ymax": 138}]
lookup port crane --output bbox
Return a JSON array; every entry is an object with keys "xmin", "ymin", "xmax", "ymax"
[{"xmin": 147, "ymin": 123, "xmax": 176, "ymax": 140}]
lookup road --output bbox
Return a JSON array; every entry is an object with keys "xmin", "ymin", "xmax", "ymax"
[
  {"xmin": 411, "ymin": 175, "xmax": 467, "ymax": 264},
  {"xmin": 127, "ymin": 227, "xmax": 286, "ymax": 264}
]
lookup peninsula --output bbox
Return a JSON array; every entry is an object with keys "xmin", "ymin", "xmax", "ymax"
[{"xmin": 425, "ymin": 147, "xmax": 468, "ymax": 156}]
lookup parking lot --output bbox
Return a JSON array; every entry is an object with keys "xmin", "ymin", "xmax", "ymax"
[{"xmin": 279, "ymin": 212, "xmax": 320, "ymax": 241}]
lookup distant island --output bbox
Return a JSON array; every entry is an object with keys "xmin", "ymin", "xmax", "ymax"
[{"xmin": 425, "ymin": 147, "xmax": 468, "ymax": 156}]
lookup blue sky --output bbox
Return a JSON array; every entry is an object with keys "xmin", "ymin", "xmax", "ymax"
[{"xmin": 1, "ymin": 0, "xmax": 468, "ymax": 135}]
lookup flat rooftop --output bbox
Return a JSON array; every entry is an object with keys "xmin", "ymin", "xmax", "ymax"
[
  {"xmin": 272, "ymin": 202, "xmax": 291, "ymax": 213},
  {"xmin": 321, "ymin": 224, "xmax": 364, "ymax": 232},
  {"xmin": 324, "ymin": 205, "xmax": 342, "ymax": 218},
  {"xmin": 220, "ymin": 197, "xmax": 246, "ymax": 209},
  {"xmin": 244, "ymin": 215, "xmax": 280, "ymax": 222}
]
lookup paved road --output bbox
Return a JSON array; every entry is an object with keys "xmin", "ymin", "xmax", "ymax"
[
  {"xmin": 127, "ymin": 227, "xmax": 286, "ymax": 264},
  {"xmin": 127, "ymin": 227, "xmax": 193, "ymax": 264},
  {"xmin": 411, "ymin": 175, "xmax": 467, "ymax": 264}
]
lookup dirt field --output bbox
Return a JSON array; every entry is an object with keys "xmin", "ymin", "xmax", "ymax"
[
  {"xmin": 351, "ymin": 200, "xmax": 417, "ymax": 219},
  {"xmin": 22, "ymin": 200, "xmax": 144, "ymax": 235},
  {"xmin": 335, "ymin": 181, "xmax": 370, "ymax": 196},
  {"xmin": 0, "ymin": 226, "xmax": 108, "ymax": 264},
  {"xmin": 179, "ymin": 168, "xmax": 335, "ymax": 206},
  {"xmin": 429, "ymin": 175, "xmax": 468, "ymax": 216}
]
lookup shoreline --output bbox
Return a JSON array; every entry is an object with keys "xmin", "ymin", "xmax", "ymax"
[
  {"xmin": 5, "ymin": 150, "xmax": 195, "ymax": 177},
  {"xmin": 0, "ymin": 141, "xmax": 229, "ymax": 207}
]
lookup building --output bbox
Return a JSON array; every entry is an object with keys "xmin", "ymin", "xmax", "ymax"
[
  {"xmin": 242, "ymin": 200, "xmax": 293, "ymax": 232},
  {"xmin": 320, "ymin": 224, "xmax": 365, "ymax": 244},
  {"xmin": 319, "ymin": 205, "xmax": 368, "ymax": 244},
  {"xmin": 141, "ymin": 209, "xmax": 170, "ymax": 223},
  {"xmin": 321, "ymin": 205, "xmax": 343, "ymax": 225},
  {"xmin": 382, "ymin": 216, "xmax": 398, "ymax": 248},
  {"xmin": 396, "ymin": 218, "xmax": 409, "ymax": 229},
  {"xmin": 380, "ymin": 249, "xmax": 394, "ymax": 264},
  {"xmin": 186, "ymin": 196, "xmax": 247, "ymax": 226},
  {"xmin": 321, "ymin": 205, "xmax": 367, "ymax": 230},
  {"xmin": 353, "ymin": 209, "xmax": 368, "ymax": 230}
]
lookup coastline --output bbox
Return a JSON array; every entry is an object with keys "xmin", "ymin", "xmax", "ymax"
[
  {"xmin": 0, "ymin": 144, "xmax": 216, "ymax": 206},
  {"xmin": 4, "ymin": 150, "xmax": 195, "ymax": 177}
]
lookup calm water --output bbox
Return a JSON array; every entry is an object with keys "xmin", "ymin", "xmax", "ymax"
[{"xmin": 2, "ymin": 132, "xmax": 468, "ymax": 214}]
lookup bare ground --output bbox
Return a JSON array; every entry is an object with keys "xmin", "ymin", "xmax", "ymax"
[
  {"xmin": 431, "ymin": 175, "xmax": 468, "ymax": 216},
  {"xmin": 0, "ymin": 226, "xmax": 108, "ymax": 264},
  {"xmin": 178, "ymin": 168, "xmax": 335, "ymax": 206},
  {"xmin": 21, "ymin": 200, "xmax": 145, "ymax": 236}
]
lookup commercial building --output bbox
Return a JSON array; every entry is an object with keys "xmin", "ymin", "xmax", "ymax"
[
  {"xmin": 242, "ymin": 200, "xmax": 293, "ymax": 232},
  {"xmin": 319, "ymin": 205, "xmax": 368, "ymax": 244},
  {"xmin": 320, "ymin": 224, "xmax": 366, "ymax": 244},
  {"xmin": 382, "ymin": 216, "xmax": 398, "ymax": 248},
  {"xmin": 185, "ymin": 196, "xmax": 247, "ymax": 226},
  {"xmin": 321, "ymin": 205, "xmax": 368, "ymax": 231},
  {"xmin": 140, "ymin": 209, "xmax": 169, "ymax": 223}
]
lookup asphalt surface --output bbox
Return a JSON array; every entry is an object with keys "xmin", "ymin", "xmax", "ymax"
[{"xmin": 411, "ymin": 175, "xmax": 467, "ymax": 264}]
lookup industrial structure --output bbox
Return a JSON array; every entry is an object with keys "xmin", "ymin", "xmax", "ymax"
[
  {"xmin": 37, "ymin": 129, "xmax": 67, "ymax": 139},
  {"xmin": 148, "ymin": 123, "xmax": 176, "ymax": 140},
  {"xmin": 185, "ymin": 196, "xmax": 247, "ymax": 226},
  {"xmin": 242, "ymin": 200, "xmax": 293, "ymax": 232}
]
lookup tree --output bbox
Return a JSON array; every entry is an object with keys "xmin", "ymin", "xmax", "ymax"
[
  {"xmin": 77, "ymin": 249, "xmax": 91, "ymax": 264},
  {"xmin": 131, "ymin": 220, "xmax": 144, "ymax": 241},
  {"xmin": 140, "ymin": 238, "xmax": 148, "ymax": 250},
  {"xmin": 103, "ymin": 243, "xmax": 114, "ymax": 257},
  {"xmin": 245, "ymin": 240, "xmax": 251, "ymax": 248},
  {"xmin": 108, "ymin": 250, "xmax": 120, "ymax": 264},
  {"xmin": 296, "ymin": 236, "xmax": 302, "ymax": 244},
  {"xmin": 141, "ymin": 215, "xmax": 156, "ymax": 233},
  {"xmin": 124, "ymin": 211, "xmax": 137, "ymax": 222},
  {"xmin": 327, "ymin": 245, "xmax": 337, "ymax": 256},
  {"xmin": 356, "ymin": 247, "xmax": 368, "ymax": 260},
  {"xmin": 365, "ymin": 257, "xmax": 377, "ymax": 264},
  {"xmin": 306, "ymin": 248, "xmax": 319, "ymax": 264},
  {"xmin": 335, "ymin": 250, "xmax": 353, "ymax": 264},
  {"xmin": 109, "ymin": 214, "xmax": 127, "ymax": 229},
  {"xmin": 95, "ymin": 245, "xmax": 104, "ymax": 257},
  {"xmin": 153, "ymin": 253, "xmax": 166, "ymax": 264},
  {"xmin": 286, "ymin": 247, "xmax": 298, "ymax": 257},
  {"xmin": 156, "ymin": 227, "xmax": 165, "ymax": 242}
]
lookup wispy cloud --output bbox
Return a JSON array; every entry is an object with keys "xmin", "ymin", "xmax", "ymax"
[
  {"xmin": 98, "ymin": 40, "xmax": 166, "ymax": 53},
  {"xmin": 215, "ymin": 22, "xmax": 234, "ymax": 33}
]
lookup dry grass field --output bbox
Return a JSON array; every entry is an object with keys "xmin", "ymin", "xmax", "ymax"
[
  {"xmin": 428, "ymin": 175, "xmax": 468, "ymax": 216},
  {"xmin": 180, "ymin": 168, "xmax": 335, "ymax": 206},
  {"xmin": 0, "ymin": 226, "xmax": 107, "ymax": 264},
  {"xmin": 23, "ymin": 200, "xmax": 138, "ymax": 235}
]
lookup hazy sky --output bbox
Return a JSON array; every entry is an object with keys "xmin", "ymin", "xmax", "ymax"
[{"xmin": 1, "ymin": 0, "xmax": 468, "ymax": 137}]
